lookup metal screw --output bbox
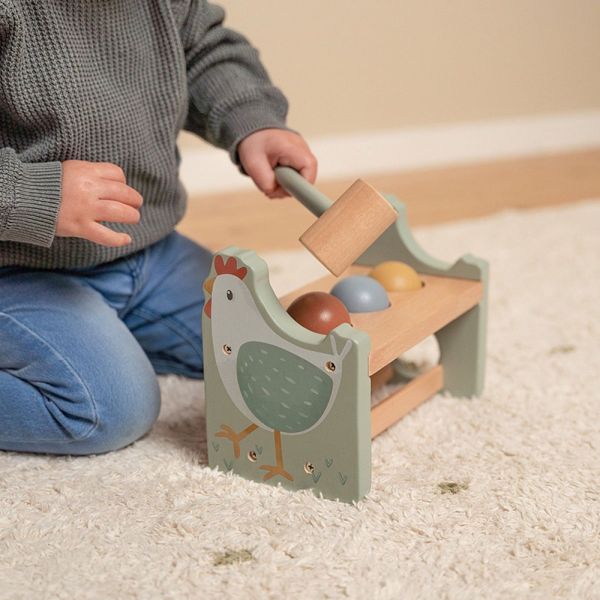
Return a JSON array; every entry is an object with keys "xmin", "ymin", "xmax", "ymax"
[
  {"xmin": 325, "ymin": 361, "xmax": 336, "ymax": 372},
  {"xmin": 304, "ymin": 462, "xmax": 315, "ymax": 474},
  {"xmin": 247, "ymin": 450, "xmax": 257, "ymax": 462},
  {"xmin": 222, "ymin": 344, "xmax": 232, "ymax": 355}
]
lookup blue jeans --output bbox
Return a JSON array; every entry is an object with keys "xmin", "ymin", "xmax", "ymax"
[{"xmin": 0, "ymin": 232, "xmax": 212, "ymax": 455}]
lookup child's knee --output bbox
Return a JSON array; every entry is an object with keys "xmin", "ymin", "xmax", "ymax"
[
  {"xmin": 0, "ymin": 304, "xmax": 162, "ymax": 455},
  {"xmin": 0, "ymin": 346, "xmax": 161, "ymax": 456},
  {"xmin": 70, "ymin": 367, "xmax": 162, "ymax": 455}
]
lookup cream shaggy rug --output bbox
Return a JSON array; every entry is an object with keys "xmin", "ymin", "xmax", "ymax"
[{"xmin": 1, "ymin": 200, "xmax": 599, "ymax": 600}]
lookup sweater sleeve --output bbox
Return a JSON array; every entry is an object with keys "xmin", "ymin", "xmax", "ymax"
[
  {"xmin": 0, "ymin": 149, "xmax": 63, "ymax": 247},
  {"xmin": 180, "ymin": 1, "xmax": 290, "ymax": 163}
]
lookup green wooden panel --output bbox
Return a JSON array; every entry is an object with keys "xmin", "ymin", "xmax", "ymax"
[
  {"xmin": 355, "ymin": 195, "xmax": 489, "ymax": 396},
  {"xmin": 203, "ymin": 248, "xmax": 372, "ymax": 503}
]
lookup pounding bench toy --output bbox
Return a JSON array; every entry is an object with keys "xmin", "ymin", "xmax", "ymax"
[{"xmin": 202, "ymin": 167, "xmax": 488, "ymax": 503}]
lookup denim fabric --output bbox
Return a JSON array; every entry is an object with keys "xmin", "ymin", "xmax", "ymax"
[{"xmin": 0, "ymin": 232, "xmax": 212, "ymax": 455}]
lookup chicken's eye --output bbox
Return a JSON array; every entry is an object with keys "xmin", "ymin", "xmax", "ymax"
[{"xmin": 226, "ymin": 289, "xmax": 233, "ymax": 301}]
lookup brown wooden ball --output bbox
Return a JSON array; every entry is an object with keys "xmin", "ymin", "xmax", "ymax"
[{"xmin": 287, "ymin": 292, "xmax": 352, "ymax": 334}]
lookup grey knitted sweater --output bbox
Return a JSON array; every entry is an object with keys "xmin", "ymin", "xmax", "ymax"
[{"xmin": 0, "ymin": 0, "xmax": 289, "ymax": 268}]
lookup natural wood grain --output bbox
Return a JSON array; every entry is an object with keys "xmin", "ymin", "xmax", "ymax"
[
  {"xmin": 371, "ymin": 365, "xmax": 444, "ymax": 438},
  {"xmin": 279, "ymin": 266, "xmax": 483, "ymax": 375},
  {"xmin": 299, "ymin": 179, "xmax": 397, "ymax": 275},
  {"xmin": 177, "ymin": 149, "xmax": 600, "ymax": 252},
  {"xmin": 277, "ymin": 266, "xmax": 353, "ymax": 307},
  {"xmin": 370, "ymin": 363, "xmax": 395, "ymax": 393}
]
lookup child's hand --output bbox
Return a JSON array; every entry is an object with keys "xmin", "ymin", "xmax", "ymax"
[
  {"xmin": 237, "ymin": 129, "xmax": 317, "ymax": 199},
  {"xmin": 56, "ymin": 160, "xmax": 143, "ymax": 246}
]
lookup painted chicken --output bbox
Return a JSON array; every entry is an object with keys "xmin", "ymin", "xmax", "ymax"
[{"xmin": 204, "ymin": 255, "xmax": 351, "ymax": 482}]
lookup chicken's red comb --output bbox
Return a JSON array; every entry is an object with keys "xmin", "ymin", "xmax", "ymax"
[{"xmin": 214, "ymin": 255, "xmax": 247, "ymax": 279}]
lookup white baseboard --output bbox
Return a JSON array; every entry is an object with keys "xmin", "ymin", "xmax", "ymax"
[{"xmin": 179, "ymin": 110, "xmax": 600, "ymax": 195}]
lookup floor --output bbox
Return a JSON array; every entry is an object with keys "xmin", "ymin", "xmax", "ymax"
[
  {"xmin": 4, "ymin": 200, "xmax": 599, "ymax": 598},
  {"xmin": 177, "ymin": 148, "xmax": 600, "ymax": 252}
]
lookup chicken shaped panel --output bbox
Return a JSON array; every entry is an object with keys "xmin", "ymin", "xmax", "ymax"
[{"xmin": 203, "ymin": 248, "xmax": 372, "ymax": 502}]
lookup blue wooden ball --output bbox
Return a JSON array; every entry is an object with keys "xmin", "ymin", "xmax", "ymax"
[{"xmin": 330, "ymin": 276, "xmax": 390, "ymax": 313}]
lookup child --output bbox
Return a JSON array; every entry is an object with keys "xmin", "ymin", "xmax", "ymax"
[{"xmin": 0, "ymin": 1, "xmax": 317, "ymax": 455}]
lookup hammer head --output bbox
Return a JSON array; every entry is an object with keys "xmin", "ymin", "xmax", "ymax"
[{"xmin": 299, "ymin": 179, "xmax": 397, "ymax": 276}]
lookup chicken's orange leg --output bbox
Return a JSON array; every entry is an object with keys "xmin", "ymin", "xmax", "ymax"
[
  {"xmin": 260, "ymin": 430, "xmax": 294, "ymax": 482},
  {"xmin": 215, "ymin": 423, "xmax": 258, "ymax": 458}
]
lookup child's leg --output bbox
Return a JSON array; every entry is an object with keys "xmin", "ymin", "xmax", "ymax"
[
  {"xmin": 0, "ymin": 269, "xmax": 160, "ymax": 455},
  {"xmin": 116, "ymin": 232, "xmax": 213, "ymax": 379}
]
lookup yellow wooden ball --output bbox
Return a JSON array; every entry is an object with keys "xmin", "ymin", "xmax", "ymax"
[{"xmin": 368, "ymin": 261, "xmax": 422, "ymax": 292}]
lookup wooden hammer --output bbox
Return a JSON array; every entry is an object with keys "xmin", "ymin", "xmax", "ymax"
[{"xmin": 274, "ymin": 166, "xmax": 397, "ymax": 276}]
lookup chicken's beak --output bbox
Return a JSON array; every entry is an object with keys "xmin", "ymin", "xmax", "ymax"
[{"xmin": 203, "ymin": 277, "xmax": 215, "ymax": 293}]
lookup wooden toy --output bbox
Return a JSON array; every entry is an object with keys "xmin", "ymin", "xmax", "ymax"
[
  {"xmin": 203, "ymin": 167, "xmax": 488, "ymax": 503},
  {"xmin": 299, "ymin": 178, "xmax": 397, "ymax": 276},
  {"xmin": 370, "ymin": 363, "xmax": 395, "ymax": 391},
  {"xmin": 369, "ymin": 260, "xmax": 422, "ymax": 291},
  {"xmin": 330, "ymin": 275, "xmax": 390, "ymax": 313},
  {"xmin": 287, "ymin": 292, "xmax": 352, "ymax": 334}
]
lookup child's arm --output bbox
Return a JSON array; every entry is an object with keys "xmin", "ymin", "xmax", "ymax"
[
  {"xmin": 237, "ymin": 129, "xmax": 317, "ymax": 199},
  {"xmin": 55, "ymin": 161, "xmax": 142, "ymax": 247},
  {"xmin": 179, "ymin": 1, "xmax": 316, "ymax": 197},
  {"xmin": 0, "ymin": 150, "xmax": 141, "ymax": 248},
  {"xmin": 0, "ymin": 148, "xmax": 63, "ymax": 247}
]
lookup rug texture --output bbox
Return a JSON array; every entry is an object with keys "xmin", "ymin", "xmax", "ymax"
[{"xmin": 1, "ymin": 201, "xmax": 599, "ymax": 600}]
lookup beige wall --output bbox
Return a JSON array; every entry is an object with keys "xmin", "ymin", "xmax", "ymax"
[{"xmin": 181, "ymin": 0, "xmax": 600, "ymax": 144}]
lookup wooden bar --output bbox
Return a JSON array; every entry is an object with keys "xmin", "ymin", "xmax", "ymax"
[
  {"xmin": 370, "ymin": 363, "xmax": 395, "ymax": 392},
  {"xmin": 371, "ymin": 365, "xmax": 444, "ymax": 438},
  {"xmin": 279, "ymin": 266, "xmax": 482, "ymax": 375}
]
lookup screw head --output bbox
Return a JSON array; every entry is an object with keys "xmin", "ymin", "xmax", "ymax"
[
  {"xmin": 325, "ymin": 361, "xmax": 336, "ymax": 372},
  {"xmin": 304, "ymin": 462, "xmax": 315, "ymax": 474},
  {"xmin": 247, "ymin": 450, "xmax": 257, "ymax": 462},
  {"xmin": 222, "ymin": 344, "xmax": 232, "ymax": 355}
]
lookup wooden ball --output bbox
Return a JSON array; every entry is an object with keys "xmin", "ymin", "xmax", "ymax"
[
  {"xmin": 369, "ymin": 261, "xmax": 422, "ymax": 291},
  {"xmin": 287, "ymin": 292, "xmax": 352, "ymax": 334},
  {"xmin": 330, "ymin": 276, "xmax": 389, "ymax": 313}
]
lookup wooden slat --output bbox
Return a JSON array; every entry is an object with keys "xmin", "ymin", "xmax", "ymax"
[
  {"xmin": 278, "ymin": 267, "xmax": 352, "ymax": 307},
  {"xmin": 279, "ymin": 266, "xmax": 482, "ymax": 375},
  {"xmin": 370, "ymin": 363, "xmax": 395, "ymax": 392},
  {"xmin": 371, "ymin": 365, "xmax": 444, "ymax": 438}
]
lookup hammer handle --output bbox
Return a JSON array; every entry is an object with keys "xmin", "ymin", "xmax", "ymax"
[{"xmin": 274, "ymin": 166, "xmax": 332, "ymax": 217}]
